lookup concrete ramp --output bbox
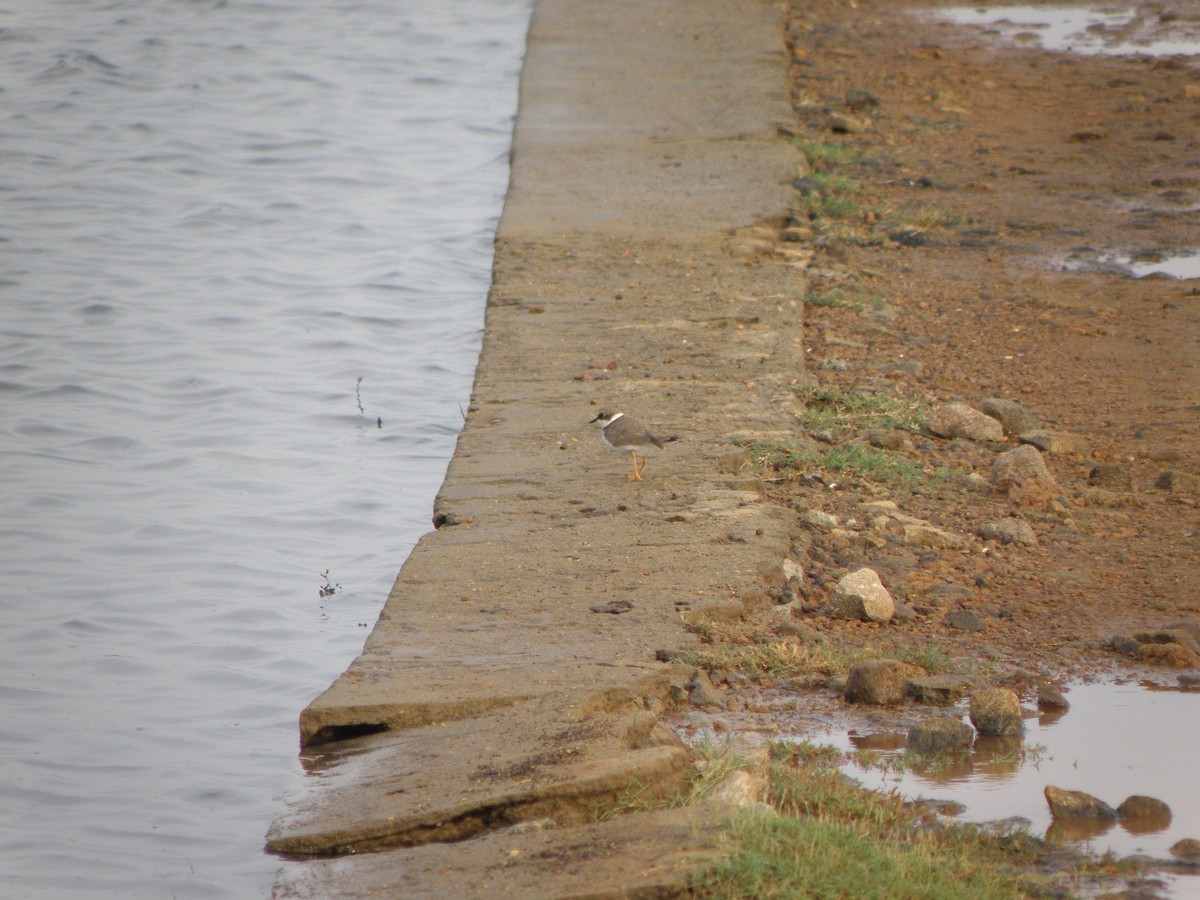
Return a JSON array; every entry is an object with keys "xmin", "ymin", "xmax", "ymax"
[{"xmin": 269, "ymin": 0, "xmax": 805, "ymax": 893}]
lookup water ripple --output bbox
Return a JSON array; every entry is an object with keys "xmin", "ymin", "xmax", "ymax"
[{"xmin": 0, "ymin": 0, "xmax": 531, "ymax": 895}]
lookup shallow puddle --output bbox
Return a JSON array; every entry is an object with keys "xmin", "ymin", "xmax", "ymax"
[
  {"xmin": 1062, "ymin": 249, "xmax": 1200, "ymax": 279},
  {"xmin": 929, "ymin": 5, "xmax": 1200, "ymax": 56},
  {"xmin": 796, "ymin": 681, "xmax": 1200, "ymax": 863}
]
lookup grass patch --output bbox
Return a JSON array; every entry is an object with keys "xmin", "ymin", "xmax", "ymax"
[
  {"xmin": 670, "ymin": 637, "xmax": 962, "ymax": 681},
  {"xmin": 793, "ymin": 138, "xmax": 857, "ymax": 168},
  {"xmin": 692, "ymin": 762, "xmax": 1052, "ymax": 899},
  {"xmin": 795, "ymin": 385, "xmax": 929, "ymax": 433},
  {"xmin": 805, "ymin": 287, "xmax": 886, "ymax": 312},
  {"xmin": 811, "ymin": 444, "xmax": 927, "ymax": 488}
]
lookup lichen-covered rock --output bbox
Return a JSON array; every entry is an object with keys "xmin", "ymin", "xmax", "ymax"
[
  {"xmin": 969, "ymin": 688, "xmax": 1024, "ymax": 736},
  {"xmin": 828, "ymin": 567, "xmax": 894, "ymax": 623},
  {"xmin": 844, "ymin": 659, "xmax": 925, "ymax": 706},
  {"xmin": 1045, "ymin": 785, "xmax": 1117, "ymax": 820},
  {"xmin": 906, "ymin": 716, "xmax": 974, "ymax": 753}
]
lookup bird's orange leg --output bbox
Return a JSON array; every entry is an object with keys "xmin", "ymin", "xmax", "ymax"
[{"xmin": 628, "ymin": 450, "xmax": 644, "ymax": 481}]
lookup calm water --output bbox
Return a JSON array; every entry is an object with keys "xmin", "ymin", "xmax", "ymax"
[{"xmin": 0, "ymin": 1, "xmax": 531, "ymax": 896}]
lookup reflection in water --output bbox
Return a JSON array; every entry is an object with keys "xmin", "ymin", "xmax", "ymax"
[
  {"xmin": 929, "ymin": 5, "xmax": 1200, "ymax": 56},
  {"xmin": 807, "ymin": 682, "xmax": 1200, "ymax": 863},
  {"xmin": 1062, "ymin": 250, "xmax": 1200, "ymax": 279}
]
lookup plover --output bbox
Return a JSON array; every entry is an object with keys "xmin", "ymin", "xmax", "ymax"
[{"xmin": 589, "ymin": 410, "xmax": 678, "ymax": 481}]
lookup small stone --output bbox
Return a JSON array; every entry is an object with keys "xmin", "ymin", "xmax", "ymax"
[
  {"xmin": 1088, "ymin": 463, "xmax": 1132, "ymax": 491},
  {"xmin": 863, "ymin": 428, "xmax": 914, "ymax": 451},
  {"xmin": 708, "ymin": 770, "xmax": 764, "ymax": 809},
  {"xmin": 686, "ymin": 669, "xmax": 725, "ymax": 709},
  {"xmin": 1018, "ymin": 429, "xmax": 1090, "ymax": 455},
  {"xmin": 969, "ymin": 688, "xmax": 1024, "ymax": 736},
  {"xmin": 978, "ymin": 517, "xmax": 1037, "ymax": 546},
  {"xmin": 829, "ymin": 112, "xmax": 867, "ymax": 133},
  {"xmin": 929, "ymin": 402, "xmax": 1004, "ymax": 443},
  {"xmin": 782, "ymin": 558, "xmax": 805, "ymax": 583},
  {"xmin": 903, "ymin": 523, "xmax": 966, "ymax": 549},
  {"xmin": 1117, "ymin": 795, "xmax": 1172, "ymax": 823},
  {"xmin": 829, "ymin": 567, "xmax": 895, "ymax": 623},
  {"xmin": 945, "ymin": 609, "xmax": 986, "ymax": 632},
  {"xmin": 1155, "ymin": 470, "xmax": 1199, "ymax": 494},
  {"xmin": 1179, "ymin": 671, "xmax": 1200, "ymax": 691},
  {"xmin": 1136, "ymin": 642, "xmax": 1200, "ymax": 668},
  {"xmin": 978, "ymin": 398, "xmax": 1040, "ymax": 436},
  {"xmin": 844, "ymin": 88, "xmax": 879, "ymax": 110},
  {"xmin": 801, "ymin": 509, "xmax": 838, "ymax": 532},
  {"xmin": 1035, "ymin": 680, "xmax": 1069, "ymax": 710},
  {"xmin": 1045, "ymin": 786, "xmax": 1117, "ymax": 820},
  {"xmin": 1171, "ymin": 838, "xmax": 1200, "ymax": 861},
  {"xmin": 990, "ymin": 445, "xmax": 1061, "ymax": 502},
  {"xmin": 844, "ymin": 659, "xmax": 925, "ymax": 705},
  {"xmin": 906, "ymin": 675, "xmax": 970, "ymax": 706},
  {"xmin": 906, "ymin": 716, "xmax": 975, "ymax": 753}
]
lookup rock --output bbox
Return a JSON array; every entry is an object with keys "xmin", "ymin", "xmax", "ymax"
[
  {"xmin": 978, "ymin": 517, "xmax": 1037, "ymax": 546},
  {"xmin": 775, "ymin": 621, "xmax": 823, "ymax": 643},
  {"xmin": 929, "ymin": 402, "xmax": 1005, "ymax": 443},
  {"xmin": 782, "ymin": 557, "xmax": 805, "ymax": 583},
  {"xmin": 844, "ymin": 88, "xmax": 879, "ymax": 110},
  {"xmin": 1136, "ymin": 642, "xmax": 1200, "ymax": 668},
  {"xmin": 1171, "ymin": 838, "xmax": 1200, "ymax": 861},
  {"xmin": 945, "ymin": 609, "xmax": 986, "ymax": 632},
  {"xmin": 686, "ymin": 669, "xmax": 725, "ymax": 709},
  {"xmin": 1135, "ymin": 627, "xmax": 1200, "ymax": 657},
  {"xmin": 908, "ymin": 798, "xmax": 966, "ymax": 817},
  {"xmin": 1045, "ymin": 786, "xmax": 1117, "ymax": 820},
  {"xmin": 829, "ymin": 112, "xmax": 867, "ymax": 133},
  {"xmin": 1035, "ymin": 680, "xmax": 1070, "ymax": 710},
  {"xmin": 1088, "ymin": 463, "xmax": 1133, "ymax": 491},
  {"xmin": 990, "ymin": 444, "xmax": 1061, "ymax": 500},
  {"xmin": 906, "ymin": 675, "xmax": 970, "ymax": 706},
  {"xmin": 903, "ymin": 523, "xmax": 966, "ymax": 550},
  {"xmin": 891, "ymin": 602, "xmax": 917, "ymax": 623},
  {"xmin": 926, "ymin": 584, "xmax": 974, "ymax": 607},
  {"xmin": 1180, "ymin": 671, "xmax": 1200, "ymax": 691},
  {"xmin": 863, "ymin": 428, "xmax": 914, "ymax": 451},
  {"xmin": 828, "ymin": 567, "xmax": 895, "ymax": 623},
  {"xmin": 906, "ymin": 716, "xmax": 975, "ymax": 753},
  {"xmin": 844, "ymin": 659, "xmax": 925, "ymax": 705},
  {"xmin": 707, "ymin": 770, "xmax": 764, "ymax": 808},
  {"xmin": 1155, "ymin": 470, "xmax": 1199, "ymax": 494},
  {"xmin": 969, "ymin": 688, "xmax": 1024, "ymax": 736},
  {"xmin": 979, "ymin": 398, "xmax": 1040, "ymax": 436},
  {"xmin": 1117, "ymin": 795, "xmax": 1172, "ymax": 825},
  {"xmin": 801, "ymin": 509, "xmax": 838, "ymax": 532},
  {"xmin": 1018, "ymin": 429, "xmax": 1090, "ymax": 456}
]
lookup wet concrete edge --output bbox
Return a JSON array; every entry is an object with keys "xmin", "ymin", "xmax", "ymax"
[{"xmin": 268, "ymin": 0, "xmax": 809, "ymax": 894}]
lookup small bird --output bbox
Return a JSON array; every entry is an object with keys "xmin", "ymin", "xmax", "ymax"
[{"xmin": 589, "ymin": 410, "xmax": 678, "ymax": 481}]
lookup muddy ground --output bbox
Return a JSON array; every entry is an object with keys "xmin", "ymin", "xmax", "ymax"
[{"xmin": 727, "ymin": 0, "xmax": 1200, "ymax": 678}]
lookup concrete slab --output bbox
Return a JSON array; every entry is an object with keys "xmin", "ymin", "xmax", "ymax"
[{"xmin": 269, "ymin": 0, "xmax": 804, "ymax": 893}]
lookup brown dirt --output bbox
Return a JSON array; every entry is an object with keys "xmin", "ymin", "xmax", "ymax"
[{"xmin": 730, "ymin": 0, "xmax": 1200, "ymax": 677}]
